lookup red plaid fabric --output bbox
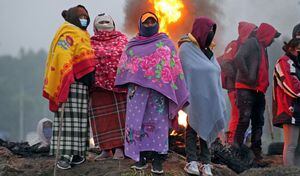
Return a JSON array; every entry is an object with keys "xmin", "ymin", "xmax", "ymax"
[{"xmin": 90, "ymin": 88, "xmax": 126, "ymax": 150}]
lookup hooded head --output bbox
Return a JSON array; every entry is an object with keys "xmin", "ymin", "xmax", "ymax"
[
  {"xmin": 37, "ymin": 118, "xmax": 53, "ymax": 148},
  {"xmin": 138, "ymin": 12, "xmax": 159, "ymax": 37},
  {"xmin": 191, "ymin": 16, "xmax": 217, "ymax": 49},
  {"xmin": 256, "ymin": 23, "xmax": 281, "ymax": 47},
  {"xmin": 293, "ymin": 23, "xmax": 300, "ymax": 39},
  {"xmin": 93, "ymin": 13, "xmax": 115, "ymax": 32},
  {"xmin": 61, "ymin": 5, "xmax": 90, "ymax": 30},
  {"xmin": 237, "ymin": 21, "xmax": 257, "ymax": 43}
]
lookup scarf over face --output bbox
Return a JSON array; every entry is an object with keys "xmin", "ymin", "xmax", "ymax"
[
  {"xmin": 91, "ymin": 30, "xmax": 128, "ymax": 92},
  {"xmin": 115, "ymin": 33, "xmax": 189, "ymax": 118},
  {"xmin": 43, "ymin": 22, "xmax": 95, "ymax": 112}
]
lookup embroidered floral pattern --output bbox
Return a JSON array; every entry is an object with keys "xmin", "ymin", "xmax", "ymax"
[
  {"xmin": 125, "ymin": 122, "xmax": 156, "ymax": 145},
  {"xmin": 150, "ymin": 91, "xmax": 167, "ymax": 115}
]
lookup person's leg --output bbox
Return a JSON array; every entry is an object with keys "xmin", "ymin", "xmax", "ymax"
[
  {"xmin": 131, "ymin": 151, "xmax": 148, "ymax": 170},
  {"xmin": 113, "ymin": 148, "xmax": 124, "ymax": 160},
  {"xmin": 185, "ymin": 124, "xmax": 198, "ymax": 162},
  {"xmin": 184, "ymin": 124, "xmax": 200, "ymax": 175},
  {"xmin": 234, "ymin": 89, "xmax": 255, "ymax": 146},
  {"xmin": 94, "ymin": 149, "xmax": 112, "ymax": 160},
  {"xmin": 283, "ymin": 124, "xmax": 300, "ymax": 166},
  {"xmin": 198, "ymin": 137, "xmax": 211, "ymax": 164},
  {"xmin": 198, "ymin": 138, "xmax": 213, "ymax": 176},
  {"xmin": 228, "ymin": 90, "xmax": 239, "ymax": 144},
  {"xmin": 151, "ymin": 151, "xmax": 165, "ymax": 174},
  {"xmin": 250, "ymin": 92, "xmax": 265, "ymax": 159},
  {"xmin": 53, "ymin": 82, "xmax": 89, "ymax": 169},
  {"xmin": 72, "ymin": 83, "xmax": 90, "ymax": 164}
]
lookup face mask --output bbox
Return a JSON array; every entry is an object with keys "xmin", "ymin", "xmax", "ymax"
[
  {"xmin": 43, "ymin": 127, "xmax": 52, "ymax": 140},
  {"xmin": 79, "ymin": 18, "xmax": 88, "ymax": 27},
  {"xmin": 96, "ymin": 23, "xmax": 114, "ymax": 31},
  {"xmin": 139, "ymin": 22, "xmax": 159, "ymax": 37}
]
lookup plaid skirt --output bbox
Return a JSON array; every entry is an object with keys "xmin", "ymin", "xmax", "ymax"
[
  {"xmin": 50, "ymin": 82, "xmax": 89, "ymax": 156},
  {"xmin": 90, "ymin": 88, "xmax": 126, "ymax": 150}
]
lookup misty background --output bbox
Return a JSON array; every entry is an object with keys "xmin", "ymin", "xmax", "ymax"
[{"xmin": 0, "ymin": 0, "xmax": 299, "ymax": 151}]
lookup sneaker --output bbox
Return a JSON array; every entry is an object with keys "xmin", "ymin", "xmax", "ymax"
[
  {"xmin": 71, "ymin": 155, "xmax": 86, "ymax": 165},
  {"xmin": 94, "ymin": 150, "xmax": 112, "ymax": 160},
  {"xmin": 151, "ymin": 158, "xmax": 164, "ymax": 174},
  {"xmin": 131, "ymin": 160, "xmax": 148, "ymax": 170},
  {"xmin": 113, "ymin": 148, "xmax": 125, "ymax": 160},
  {"xmin": 184, "ymin": 161, "xmax": 200, "ymax": 175},
  {"xmin": 200, "ymin": 163, "xmax": 213, "ymax": 176},
  {"xmin": 57, "ymin": 156, "xmax": 71, "ymax": 170}
]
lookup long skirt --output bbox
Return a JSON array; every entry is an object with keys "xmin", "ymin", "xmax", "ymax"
[
  {"xmin": 50, "ymin": 82, "xmax": 89, "ymax": 156},
  {"xmin": 125, "ymin": 85, "xmax": 169, "ymax": 161},
  {"xmin": 90, "ymin": 88, "xmax": 126, "ymax": 150}
]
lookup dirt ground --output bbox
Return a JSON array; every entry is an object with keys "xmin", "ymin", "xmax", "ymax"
[
  {"xmin": 1, "ymin": 146, "xmax": 300, "ymax": 176},
  {"xmin": 0, "ymin": 147, "xmax": 235, "ymax": 176}
]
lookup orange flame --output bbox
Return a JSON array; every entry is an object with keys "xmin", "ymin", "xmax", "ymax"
[
  {"xmin": 178, "ymin": 110, "xmax": 187, "ymax": 128},
  {"xmin": 170, "ymin": 130, "xmax": 179, "ymax": 136},
  {"xmin": 149, "ymin": 0, "xmax": 184, "ymax": 34}
]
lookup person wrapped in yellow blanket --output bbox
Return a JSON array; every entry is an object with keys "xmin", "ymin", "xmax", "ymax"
[{"xmin": 42, "ymin": 5, "xmax": 95, "ymax": 170}]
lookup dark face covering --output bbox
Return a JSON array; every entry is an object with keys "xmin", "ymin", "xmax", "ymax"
[
  {"xmin": 203, "ymin": 27, "xmax": 216, "ymax": 59},
  {"xmin": 61, "ymin": 5, "xmax": 90, "ymax": 30},
  {"xmin": 205, "ymin": 28, "xmax": 216, "ymax": 48},
  {"xmin": 139, "ymin": 13, "xmax": 159, "ymax": 37},
  {"xmin": 139, "ymin": 24, "xmax": 159, "ymax": 37}
]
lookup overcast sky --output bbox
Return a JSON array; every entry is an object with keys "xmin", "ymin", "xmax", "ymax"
[
  {"xmin": 0, "ymin": 0, "xmax": 126, "ymax": 56},
  {"xmin": 0, "ymin": 0, "xmax": 299, "ymax": 56}
]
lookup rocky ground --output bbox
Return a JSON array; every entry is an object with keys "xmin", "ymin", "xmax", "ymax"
[{"xmin": 2, "ymin": 146, "xmax": 300, "ymax": 176}]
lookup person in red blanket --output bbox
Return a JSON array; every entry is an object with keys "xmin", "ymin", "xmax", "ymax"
[
  {"xmin": 233, "ymin": 23, "xmax": 280, "ymax": 162},
  {"xmin": 273, "ymin": 38, "xmax": 300, "ymax": 166},
  {"xmin": 89, "ymin": 13, "xmax": 128, "ymax": 160},
  {"xmin": 217, "ymin": 22, "xmax": 257, "ymax": 144}
]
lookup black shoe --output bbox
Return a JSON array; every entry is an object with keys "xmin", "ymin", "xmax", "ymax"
[
  {"xmin": 151, "ymin": 159, "xmax": 164, "ymax": 174},
  {"xmin": 57, "ymin": 156, "xmax": 71, "ymax": 170},
  {"xmin": 252, "ymin": 158, "xmax": 269, "ymax": 168},
  {"xmin": 131, "ymin": 160, "xmax": 148, "ymax": 170},
  {"xmin": 71, "ymin": 155, "xmax": 86, "ymax": 165}
]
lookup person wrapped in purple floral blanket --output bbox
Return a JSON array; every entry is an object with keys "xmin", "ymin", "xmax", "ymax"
[{"xmin": 115, "ymin": 12, "xmax": 189, "ymax": 174}]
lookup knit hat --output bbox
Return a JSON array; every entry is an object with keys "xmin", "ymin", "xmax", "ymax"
[{"xmin": 93, "ymin": 13, "xmax": 115, "ymax": 32}]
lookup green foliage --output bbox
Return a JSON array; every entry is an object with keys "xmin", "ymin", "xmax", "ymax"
[{"xmin": 0, "ymin": 49, "xmax": 52, "ymax": 141}]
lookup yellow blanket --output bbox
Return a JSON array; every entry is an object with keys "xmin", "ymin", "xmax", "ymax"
[{"xmin": 43, "ymin": 22, "xmax": 95, "ymax": 111}]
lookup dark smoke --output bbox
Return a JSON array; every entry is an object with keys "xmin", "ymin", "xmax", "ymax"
[{"xmin": 123, "ymin": 0, "xmax": 224, "ymax": 51}]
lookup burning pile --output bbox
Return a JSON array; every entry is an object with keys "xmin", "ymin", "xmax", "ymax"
[{"xmin": 149, "ymin": 0, "xmax": 184, "ymax": 34}]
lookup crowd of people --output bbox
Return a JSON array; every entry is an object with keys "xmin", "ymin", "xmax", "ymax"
[{"xmin": 42, "ymin": 4, "xmax": 300, "ymax": 176}]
